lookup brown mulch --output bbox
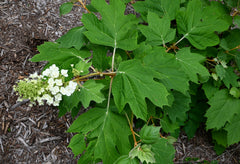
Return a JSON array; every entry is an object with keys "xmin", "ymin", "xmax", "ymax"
[
  {"xmin": 0, "ymin": 0, "xmax": 85, "ymax": 163},
  {"xmin": 0, "ymin": 0, "xmax": 240, "ymax": 163}
]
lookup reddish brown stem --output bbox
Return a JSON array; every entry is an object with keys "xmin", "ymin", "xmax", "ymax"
[{"xmin": 125, "ymin": 112, "xmax": 138, "ymax": 147}]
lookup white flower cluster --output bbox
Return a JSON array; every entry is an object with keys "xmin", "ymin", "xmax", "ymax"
[{"xmin": 14, "ymin": 64, "xmax": 78, "ymax": 107}]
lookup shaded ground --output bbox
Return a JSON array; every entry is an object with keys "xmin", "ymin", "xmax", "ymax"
[{"xmin": 0, "ymin": 0, "xmax": 240, "ymax": 163}]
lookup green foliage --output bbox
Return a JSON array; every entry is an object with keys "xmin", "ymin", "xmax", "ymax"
[
  {"xmin": 176, "ymin": 0, "xmax": 231, "ymax": 49},
  {"xmin": 59, "ymin": 2, "xmax": 73, "ymax": 16},
  {"xmin": 139, "ymin": 12, "xmax": 176, "ymax": 46},
  {"xmin": 205, "ymin": 89, "xmax": 240, "ymax": 130},
  {"xmin": 68, "ymin": 107, "xmax": 131, "ymax": 163},
  {"xmin": 58, "ymin": 91, "xmax": 81, "ymax": 117},
  {"xmin": 114, "ymin": 155, "xmax": 139, "ymax": 164},
  {"xmin": 184, "ymin": 87, "xmax": 208, "ymax": 138},
  {"xmin": 133, "ymin": 125, "xmax": 175, "ymax": 164},
  {"xmin": 140, "ymin": 125, "xmax": 160, "ymax": 144},
  {"xmin": 30, "ymin": 42, "xmax": 91, "ymax": 72},
  {"xmin": 176, "ymin": 48, "xmax": 209, "ymax": 83},
  {"xmin": 216, "ymin": 66, "xmax": 239, "ymax": 88},
  {"xmin": 78, "ymin": 80, "xmax": 105, "ymax": 108},
  {"xmin": 234, "ymin": 15, "xmax": 240, "ymax": 27},
  {"xmin": 58, "ymin": 80, "xmax": 105, "ymax": 116},
  {"xmin": 212, "ymin": 130, "xmax": 228, "ymax": 148},
  {"xmin": 133, "ymin": 0, "xmax": 180, "ymax": 20},
  {"xmin": 163, "ymin": 91, "xmax": 191, "ymax": 124},
  {"xmin": 223, "ymin": 0, "xmax": 240, "ymax": 8},
  {"xmin": 151, "ymin": 138, "xmax": 175, "ymax": 164},
  {"xmin": 27, "ymin": 0, "xmax": 240, "ymax": 163},
  {"xmin": 129, "ymin": 144, "xmax": 156, "ymax": 163},
  {"xmin": 91, "ymin": 45, "xmax": 110, "ymax": 71},
  {"xmin": 112, "ymin": 59, "xmax": 169, "ymax": 120},
  {"xmin": 73, "ymin": 60, "xmax": 92, "ymax": 76},
  {"xmin": 220, "ymin": 29, "xmax": 240, "ymax": 51},
  {"xmin": 225, "ymin": 114, "xmax": 240, "ymax": 145},
  {"xmin": 57, "ymin": 26, "xmax": 87, "ymax": 50},
  {"xmin": 144, "ymin": 48, "xmax": 189, "ymax": 94},
  {"xmin": 68, "ymin": 133, "xmax": 86, "ymax": 157},
  {"xmin": 81, "ymin": 0, "xmax": 138, "ymax": 50},
  {"xmin": 230, "ymin": 87, "xmax": 240, "ymax": 98}
]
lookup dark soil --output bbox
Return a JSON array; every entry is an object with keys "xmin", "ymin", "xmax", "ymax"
[{"xmin": 0, "ymin": 0, "xmax": 240, "ymax": 163}]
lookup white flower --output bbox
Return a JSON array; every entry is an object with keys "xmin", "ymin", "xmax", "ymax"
[
  {"xmin": 49, "ymin": 64, "xmax": 60, "ymax": 78},
  {"xmin": 55, "ymin": 93, "xmax": 62, "ymax": 101},
  {"xmin": 47, "ymin": 98, "xmax": 54, "ymax": 105},
  {"xmin": 42, "ymin": 94, "xmax": 53, "ymax": 105},
  {"xmin": 49, "ymin": 64, "xmax": 59, "ymax": 72},
  {"xmin": 60, "ymin": 81, "xmax": 77, "ymax": 96},
  {"xmin": 53, "ymin": 101, "xmax": 60, "ymax": 106},
  {"xmin": 61, "ymin": 69, "xmax": 68, "ymax": 77},
  {"xmin": 55, "ymin": 79, "xmax": 63, "ymax": 86},
  {"xmin": 42, "ymin": 68, "xmax": 50, "ymax": 77},
  {"xmin": 59, "ymin": 81, "xmax": 77, "ymax": 96},
  {"xmin": 42, "ymin": 94, "xmax": 50, "ymax": 100},
  {"xmin": 60, "ymin": 87, "xmax": 67, "ymax": 95},
  {"xmin": 30, "ymin": 72, "xmax": 38, "ymax": 79},
  {"xmin": 37, "ymin": 96, "xmax": 44, "ymax": 105},
  {"xmin": 38, "ymin": 88, "xmax": 45, "ymax": 94},
  {"xmin": 50, "ymin": 70, "xmax": 59, "ymax": 78},
  {"xmin": 68, "ymin": 81, "xmax": 77, "ymax": 90},
  {"xmin": 48, "ymin": 78, "xmax": 55, "ymax": 87},
  {"xmin": 65, "ymin": 87, "xmax": 73, "ymax": 96},
  {"xmin": 50, "ymin": 86, "xmax": 59, "ymax": 95}
]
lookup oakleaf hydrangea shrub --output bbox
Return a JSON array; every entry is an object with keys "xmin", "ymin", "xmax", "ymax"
[{"xmin": 14, "ymin": 0, "xmax": 240, "ymax": 163}]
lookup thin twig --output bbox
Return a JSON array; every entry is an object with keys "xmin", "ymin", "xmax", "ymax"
[
  {"xmin": 38, "ymin": 136, "xmax": 62, "ymax": 144},
  {"xmin": 0, "ymin": 138, "xmax": 4, "ymax": 153},
  {"xmin": 106, "ymin": 45, "xmax": 117, "ymax": 112},
  {"xmin": 125, "ymin": 112, "xmax": 138, "ymax": 147},
  {"xmin": 166, "ymin": 32, "xmax": 190, "ymax": 52},
  {"xmin": 78, "ymin": 0, "xmax": 90, "ymax": 13},
  {"xmin": 18, "ymin": 137, "xmax": 30, "ymax": 148},
  {"xmin": 106, "ymin": 77, "xmax": 113, "ymax": 113},
  {"xmin": 10, "ymin": 99, "xmax": 30, "ymax": 110},
  {"xmin": 72, "ymin": 72, "xmax": 116, "ymax": 82},
  {"xmin": 112, "ymin": 46, "xmax": 117, "ymax": 72}
]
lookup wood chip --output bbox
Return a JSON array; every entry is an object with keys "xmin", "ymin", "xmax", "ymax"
[{"xmin": 38, "ymin": 136, "xmax": 61, "ymax": 144}]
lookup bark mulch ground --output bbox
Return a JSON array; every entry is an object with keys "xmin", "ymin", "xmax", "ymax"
[{"xmin": 0, "ymin": 0, "xmax": 240, "ymax": 163}]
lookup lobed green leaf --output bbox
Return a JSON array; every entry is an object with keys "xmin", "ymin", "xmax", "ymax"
[
  {"xmin": 139, "ymin": 12, "xmax": 176, "ymax": 46},
  {"xmin": 163, "ymin": 91, "xmax": 191, "ymax": 124},
  {"xmin": 68, "ymin": 107, "xmax": 131, "ymax": 164},
  {"xmin": 151, "ymin": 138, "xmax": 175, "ymax": 164},
  {"xmin": 68, "ymin": 133, "xmax": 86, "ymax": 157},
  {"xmin": 133, "ymin": 0, "xmax": 180, "ymax": 21},
  {"xmin": 176, "ymin": 0, "xmax": 231, "ymax": 49},
  {"xmin": 112, "ymin": 59, "xmax": 169, "ymax": 120},
  {"xmin": 30, "ymin": 42, "xmax": 91, "ymax": 65},
  {"xmin": 129, "ymin": 144, "xmax": 156, "ymax": 164},
  {"xmin": 78, "ymin": 80, "xmax": 105, "ymax": 108},
  {"xmin": 57, "ymin": 26, "xmax": 87, "ymax": 50},
  {"xmin": 144, "ymin": 47, "xmax": 189, "ymax": 95},
  {"xmin": 140, "ymin": 125, "xmax": 161, "ymax": 144},
  {"xmin": 176, "ymin": 47, "xmax": 209, "ymax": 83},
  {"xmin": 225, "ymin": 114, "xmax": 240, "ymax": 145},
  {"xmin": 205, "ymin": 89, "xmax": 240, "ymax": 130},
  {"xmin": 82, "ymin": 0, "xmax": 138, "ymax": 50}
]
